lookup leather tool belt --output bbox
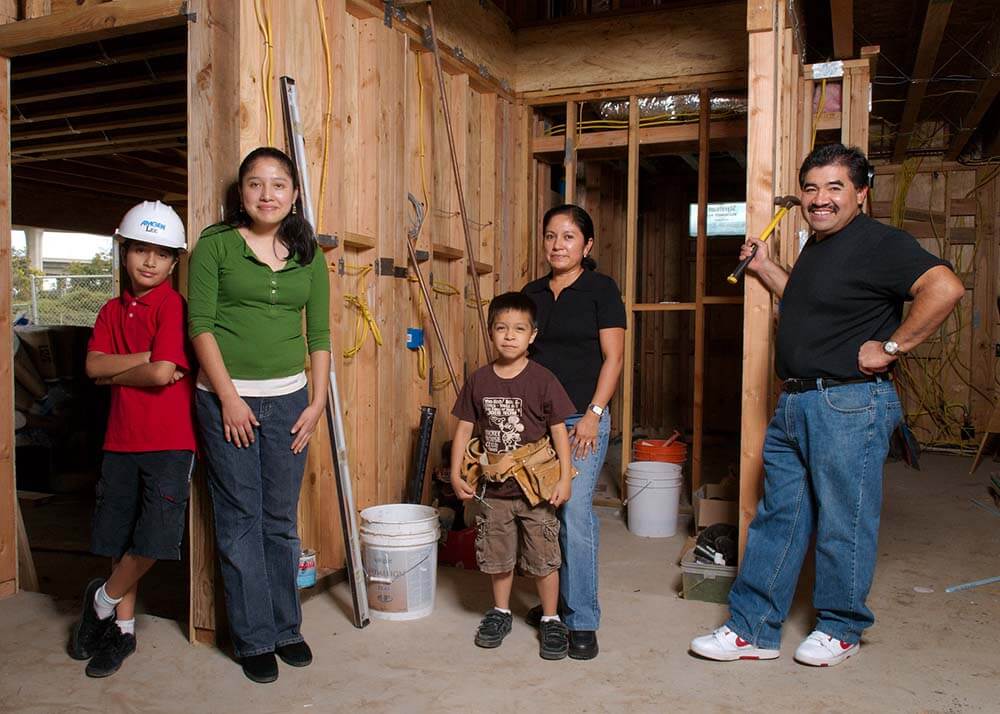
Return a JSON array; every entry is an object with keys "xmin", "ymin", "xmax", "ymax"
[{"xmin": 461, "ymin": 435, "xmax": 576, "ymax": 507}]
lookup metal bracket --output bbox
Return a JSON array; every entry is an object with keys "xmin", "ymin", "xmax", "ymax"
[
  {"xmin": 376, "ymin": 257, "xmax": 396, "ymax": 276},
  {"xmin": 393, "ymin": 266, "xmax": 409, "ymax": 279},
  {"xmin": 478, "ymin": 64, "xmax": 490, "ymax": 80},
  {"xmin": 316, "ymin": 233, "xmax": 338, "ymax": 249},
  {"xmin": 384, "ymin": 0, "xmax": 394, "ymax": 27},
  {"xmin": 422, "ymin": 26, "xmax": 434, "ymax": 50},
  {"xmin": 414, "ymin": 249, "xmax": 430, "ymax": 263},
  {"xmin": 452, "ymin": 46, "xmax": 465, "ymax": 61},
  {"xmin": 179, "ymin": 1, "xmax": 196, "ymax": 22},
  {"xmin": 500, "ymin": 79, "xmax": 512, "ymax": 93},
  {"xmin": 337, "ymin": 257, "xmax": 345, "ymax": 276}
]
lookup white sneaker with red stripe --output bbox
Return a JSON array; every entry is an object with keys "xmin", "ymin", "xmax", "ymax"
[
  {"xmin": 793, "ymin": 630, "xmax": 859, "ymax": 666},
  {"xmin": 690, "ymin": 626, "xmax": 780, "ymax": 661}
]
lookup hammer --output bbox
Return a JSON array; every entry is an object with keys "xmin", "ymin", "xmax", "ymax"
[{"xmin": 727, "ymin": 195, "xmax": 801, "ymax": 284}]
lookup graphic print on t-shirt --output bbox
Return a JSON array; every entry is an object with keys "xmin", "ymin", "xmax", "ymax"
[{"xmin": 482, "ymin": 397, "xmax": 525, "ymax": 453}]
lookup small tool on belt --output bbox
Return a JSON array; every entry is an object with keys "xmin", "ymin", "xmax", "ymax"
[{"xmin": 727, "ymin": 195, "xmax": 801, "ymax": 284}]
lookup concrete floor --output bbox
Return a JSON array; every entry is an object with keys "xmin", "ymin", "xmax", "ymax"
[{"xmin": 1, "ymin": 453, "xmax": 998, "ymax": 713}]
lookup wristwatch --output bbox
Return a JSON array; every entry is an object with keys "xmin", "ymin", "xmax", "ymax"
[
  {"xmin": 588, "ymin": 403, "xmax": 605, "ymax": 417},
  {"xmin": 882, "ymin": 340, "xmax": 901, "ymax": 356}
]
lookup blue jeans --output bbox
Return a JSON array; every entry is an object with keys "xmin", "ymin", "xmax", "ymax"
[
  {"xmin": 196, "ymin": 388, "xmax": 309, "ymax": 658},
  {"xmin": 726, "ymin": 378, "xmax": 902, "ymax": 649},
  {"xmin": 559, "ymin": 410, "xmax": 611, "ymax": 631}
]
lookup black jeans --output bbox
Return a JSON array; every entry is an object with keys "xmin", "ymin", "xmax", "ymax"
[{"xmin": 196, "ymin": 388, "xmax": 309, "ymax": 658}]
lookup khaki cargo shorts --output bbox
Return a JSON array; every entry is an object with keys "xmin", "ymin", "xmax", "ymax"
[{"xmin": 475, "ymin": 497, "xmax": 561, "ymax": 577}]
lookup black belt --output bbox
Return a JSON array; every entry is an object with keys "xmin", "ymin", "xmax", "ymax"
[{"xmin": 782, "ymin": 375, "xmax": 881, "ymax": 394}]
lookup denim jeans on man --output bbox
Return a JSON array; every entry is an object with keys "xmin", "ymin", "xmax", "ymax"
[
  {"xmin": 196, "ymin": 387, "xmax": 309, "ymax": 658},
  {"xmin": 726, "ymin": 378, "xmax": 902, "ymax": 649},
  {"xmin": 560, "ymin": 410, "xmax": 611, "ymax": 631}
]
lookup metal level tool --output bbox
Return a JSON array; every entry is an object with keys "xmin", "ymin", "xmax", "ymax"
[{"xmin": 280, "ymin": 75, "xmax": 370, "ymax": 629}]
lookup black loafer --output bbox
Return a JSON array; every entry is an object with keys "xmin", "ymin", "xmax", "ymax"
[
  {"xmin": 69, "ymin": 578, "xmax": 113, "ymax": 660},
  {"xmin": 85, "ymin": 627, "xmax": 136, "ymax": 678},
  {"xmin": 241, "ymin": 652, "xmax": 279, "ymax": 683},
  {"xmin": 568, "ymin": 630, "xmax": 599, "ymax": 660},
  {"xmin": 275, "ymin": 640, "xmax": 313, "ymax": 667}
]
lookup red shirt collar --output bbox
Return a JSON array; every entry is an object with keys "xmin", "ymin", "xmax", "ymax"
[{"xmin": 120, "ymin": 279, "xmax": 173, "ymax": 307}]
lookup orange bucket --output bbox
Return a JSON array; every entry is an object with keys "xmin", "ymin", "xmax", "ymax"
[{"xmin": 633, "ymin": 438, "xmax": 687, "ymax": 464}]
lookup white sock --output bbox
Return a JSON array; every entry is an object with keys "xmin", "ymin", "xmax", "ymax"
[
  {"xmin": 93, "ymin": 584, "xmax": 122, "ymax": 621},
  {"xmin": 540, "ymin": 614, "xmax": 561, "ymax": 623},
  {"xmin": 493, "ymin": 607, "xmax": 511, "ymax": 614},
  {"xmin": 116, "ymin": 618, "xmax": 135, "ymax": 636}
]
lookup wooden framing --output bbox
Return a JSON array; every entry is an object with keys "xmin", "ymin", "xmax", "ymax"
[
  {"xmin": 0, "ymin": 4, "xmax": 517, "ymax": 649},
  {"xmin": 891, "ymin": 0, "xmax": 953, "ymax": 163},
  {"xmin": 522, "ymin": 66, "xmax": 746, "ymax": 503},
  {"xmin": 738, "ymin": 1, "xmax": 875, "ymax": 558},
  {"xmin": 0, "ymin": 12, "xmax": 14, "ymax": 599}
]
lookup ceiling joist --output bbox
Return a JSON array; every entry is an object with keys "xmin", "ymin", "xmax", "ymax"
[
  {"xmin": 14, "ymin": 70, "xmax": 185, "ymax": 106},
  {"xmin": 11, "ymin": 95, "xmax": 185, "ymax": 125},
  {"xmin": 892, "ymin": 0, "xmax": 954, "ymax": 163},
  {"xmin": 830, "ymin": 0, "xmax": 854, "ymax": 60},
  {"xmin": 12, "ymin": 138, "xmax": 186, "ymax": 164},
  {"xmin": 13, "ymin": 113, "xmax": 187, "ymax": 142},
  {"xmin": 12, "ymin": 39, "xmax": 185, "ymax": 80}
]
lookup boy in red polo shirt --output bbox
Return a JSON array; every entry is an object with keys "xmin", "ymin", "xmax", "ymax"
[{"xmin": 68, "ymin": 201, "xmax": 196, "ymax": 678}]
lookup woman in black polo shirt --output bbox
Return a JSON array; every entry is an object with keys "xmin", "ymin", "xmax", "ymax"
[{"xmin": 522, "ymin": 204, "xmax": 626, "ymax": 660}]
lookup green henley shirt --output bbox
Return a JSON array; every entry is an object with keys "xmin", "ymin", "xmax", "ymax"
[{"xmin": 187, "ymin": 224, "xmax": 331, "ymax": 380}]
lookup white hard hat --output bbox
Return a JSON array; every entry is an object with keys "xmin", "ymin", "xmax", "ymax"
[{"xmin": 115, "ymin": 200, "xmax": 187, "ymax": 250}]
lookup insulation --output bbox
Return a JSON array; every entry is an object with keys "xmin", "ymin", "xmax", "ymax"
[{"xmin": 596, "ymin": 93, "xmax": 747, "ymax": 121}]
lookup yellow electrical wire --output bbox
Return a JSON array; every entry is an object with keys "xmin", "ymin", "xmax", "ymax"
[
  {"xmin": 253, "ymin": 0, "xmax": 275, "ymax": 146},
  {"xmin": 342, "ymin": 264, "xmax": 382, "ymax": 359},
  {"xmin": 315, "ymin": 0, "xmax": 334, "ymax": 233}
]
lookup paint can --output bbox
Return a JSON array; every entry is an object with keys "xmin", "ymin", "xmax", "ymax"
[{"xmin": 297, "ymin": 549, "xmax": 317, "ymax": 589}]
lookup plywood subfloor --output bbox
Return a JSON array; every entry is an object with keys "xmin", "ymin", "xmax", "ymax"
[{"xmin": 1, "ymin": 454, "xmax": 998, "ymax": 713}]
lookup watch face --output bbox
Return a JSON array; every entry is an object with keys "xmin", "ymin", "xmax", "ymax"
[{"xmin": 884, "ymin": 341, "xmax": 899, "ymax": 355}]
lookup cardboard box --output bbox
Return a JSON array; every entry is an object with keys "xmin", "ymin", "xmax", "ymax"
[
  {"xmin": 694, "ymin": 482, "xmax": 738, "ymax": 530},
  {"xmin": 14, "ymin": 325, "xmax": 90, "ymax": 380}
]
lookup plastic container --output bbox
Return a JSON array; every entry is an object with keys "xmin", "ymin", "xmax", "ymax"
[
  {"xmin": 633, "ymin": 438, "xmax": 688, "ymax": 464},
  {"xmin": 680, "ymin": 549, "xmax": 737, "ymax": 603},
  {"xmin": 360, "ymin": 504, "xmax": 440, "ymax": 621},
  {"xmin": 624, "ymin": 461, "xmax": 683, "ymax": 537}
]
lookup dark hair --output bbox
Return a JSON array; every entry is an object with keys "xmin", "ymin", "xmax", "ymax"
[
  {"xmin": 487, "ymin": 291, "xmax": 537, "ymax": 330},
  {"xmin": 798, "ymin": 143, "xmax": 872, "ymax": 191},
  {"xmin": 542, "ymin": 203, "xmax": 597, "ymax": 271},
  {"xmin": 119, "ymin": 238, "xmax": 180, "ymax": 261},
  {"xmin": 227, "ymin": 146, "xmax": 316, "ymax": 265}
]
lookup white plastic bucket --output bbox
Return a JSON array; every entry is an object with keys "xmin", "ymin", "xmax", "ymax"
[
  {"xmin": 359, "ymin": 504, "xmax": 440, "ymax": 621},
  {"xmin": 624, "ymin": 461, "xmax": 683, "ymax": 537}
]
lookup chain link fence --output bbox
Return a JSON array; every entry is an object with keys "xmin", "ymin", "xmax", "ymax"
[{"xmin": 29, "ymin": 274, "xmax": 114, "ymax": 326}]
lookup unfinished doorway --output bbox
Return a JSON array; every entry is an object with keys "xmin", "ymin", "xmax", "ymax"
[{"xmin": 7, "ymin": 23, "xmax": 188, "ymax": 621}]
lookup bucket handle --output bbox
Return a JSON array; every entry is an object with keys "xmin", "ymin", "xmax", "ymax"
[
  {"xmin": 364, "ymin": 550, "xmax": 433, "ymax": 585},
  {"xmin": 622, "ymin": 478, "xmax": 651, "ymax": 507}
]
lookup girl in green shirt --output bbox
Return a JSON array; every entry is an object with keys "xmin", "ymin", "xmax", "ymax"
[{"xmin": 188, "ymin": 147, "xmax": 330, "ymax": 684}]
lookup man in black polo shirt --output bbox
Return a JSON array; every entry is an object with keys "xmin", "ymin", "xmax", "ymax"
[{"xmin": 691, "ymin": 144, "xmax": 964, "ymax": 666}]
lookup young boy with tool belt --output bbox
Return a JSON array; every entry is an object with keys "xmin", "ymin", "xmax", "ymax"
[
  {"xmin": 450, "ymin": 292, "xmax": 577, "ymax": 660},
  {"xmin": 69, "ymin": 201, "xmax": 196, "ymax": 678}
]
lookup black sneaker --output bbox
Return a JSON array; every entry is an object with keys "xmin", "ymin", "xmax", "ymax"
[
  {"xmin": 241, "ymin": 652, "xmax": 279, "ymax": 684},
  {"xmin": 474, "ymin": 608, "xmax": 513, "ymax": 648},
  {"xmin": 69, "ymin": 578, "xmax": 113, "ymax": 660},
  {"xmin": 85, "ymin": 626, "xmax": 136, "ymax": 678},
  {"xmin": 276, "ymin": 640, "xmax": 313, "ymax": 667},
  {"xmin": 539, "ymin": 619, "xmax": 569, "ymax": 660},
  {"xmin": 568, "ymin": 629, "xmax": 599, "ymax": 660}
]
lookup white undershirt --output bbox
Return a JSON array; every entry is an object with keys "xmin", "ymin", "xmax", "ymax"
[{"xmin": 196, "ymin": 370, "xmax": 307, "ymax": 398}]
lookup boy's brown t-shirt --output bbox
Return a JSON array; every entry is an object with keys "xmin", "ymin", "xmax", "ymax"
[{"xmin": 452, "ymin": 359, "xmax": 575, "ymax": 498}]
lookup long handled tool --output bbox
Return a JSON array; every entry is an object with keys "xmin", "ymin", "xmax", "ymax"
[
  {"xmin": 727, "ymin": 195, "xmax": 801, "ymax": 284},
  {"xmin": 281, "ymin": 75, "xmax": 370, "ymax": 629},
  {"xmin": 424, "ymin": 1, "xmax": 492, "ymax": 362},
  {"xmin": 406, "ymin": 193, "xmax": 461, "ymax": 397}
]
